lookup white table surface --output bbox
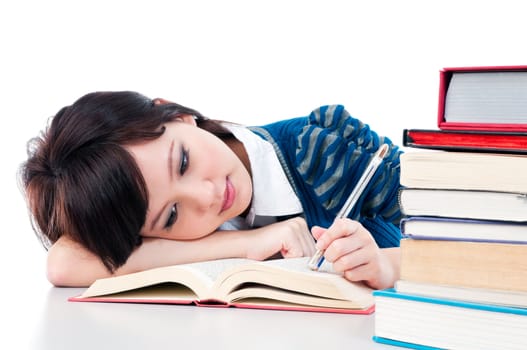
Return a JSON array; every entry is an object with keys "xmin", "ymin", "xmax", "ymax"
[{"xmin": 14, "ymin": 286, "xmax": 397, "ymax": 350}]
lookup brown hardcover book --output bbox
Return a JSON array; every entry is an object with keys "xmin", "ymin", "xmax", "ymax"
[{"xmin": 400, "ymin": 239, "xmax": 527, "ymax": 292}]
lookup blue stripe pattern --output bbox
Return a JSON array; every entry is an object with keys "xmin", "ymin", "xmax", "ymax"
[{"xmin": 250, "ymin": 105, "xmax": 403, "ymax": 248}]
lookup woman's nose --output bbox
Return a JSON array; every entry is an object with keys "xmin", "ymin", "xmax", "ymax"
[{"xmin": 178, "ymin": 179, "xmax": 219, "ymax": 212}]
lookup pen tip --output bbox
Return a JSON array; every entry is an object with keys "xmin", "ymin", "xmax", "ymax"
[{"xmin": 378, "ymin": 144, "xmax": 389, "ymax": 159}]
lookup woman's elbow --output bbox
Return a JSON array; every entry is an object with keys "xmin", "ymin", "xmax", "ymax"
[
  {"xmin": 46, "ymin": 238, "xmax": 108, "ymax": 287},
  {"xmin": 46, "ymin": 248, "xmax": 76, "ymax": 287}
]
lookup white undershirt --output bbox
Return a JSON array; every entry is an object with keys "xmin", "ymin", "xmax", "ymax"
[{"xmin": 219, "ymin": 123, "xmax": 303, "ymax": 230}]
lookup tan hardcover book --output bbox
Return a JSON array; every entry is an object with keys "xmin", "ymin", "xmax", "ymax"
[{"xmin": 400, "ymin": 239, "xmax": 527, "ymax": 292}]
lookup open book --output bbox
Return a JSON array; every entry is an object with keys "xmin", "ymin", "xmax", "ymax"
[{"xmin": 70, "ymin": 257, "xmax": 375, "ymax": 314}]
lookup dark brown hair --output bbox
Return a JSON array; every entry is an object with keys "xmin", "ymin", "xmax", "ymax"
[{"xmin": 20, "ymin": 91, "xmax": 231, "ymax": 271}]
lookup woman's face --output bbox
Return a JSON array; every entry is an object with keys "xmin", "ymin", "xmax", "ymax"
[{"xmin": 126, "ymin": 115, "xmax": 253, "ymax": 240}]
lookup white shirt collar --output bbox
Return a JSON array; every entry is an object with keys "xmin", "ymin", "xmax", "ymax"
[{"xmin": 222, "ymin": 123, "xmax": 303, "ymax": 224}]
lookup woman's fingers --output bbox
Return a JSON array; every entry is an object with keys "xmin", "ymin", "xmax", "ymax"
[{"xmin": 314, "ymin": 218, "xmax": 362, "ymax": 251}]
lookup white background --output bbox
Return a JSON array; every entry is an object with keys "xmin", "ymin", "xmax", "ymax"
[{"xmin": 1, "ymin": 0, "xmax": 526, "ymax": 347}]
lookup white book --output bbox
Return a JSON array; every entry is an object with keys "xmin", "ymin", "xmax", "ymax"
[
  {"xmin": 400, "ymin": 150, "xmax": 527, "ymax": 193},
  {"xmin": 399, "ymin": 188, "xmax": 527, "ymax": 222}
]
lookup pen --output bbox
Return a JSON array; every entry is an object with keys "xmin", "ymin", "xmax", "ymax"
[{"xmin": 308, "ymin": 143, "xmax": 390, "ymax": 271}]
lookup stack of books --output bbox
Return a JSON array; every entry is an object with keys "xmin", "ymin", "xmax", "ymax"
[{"xmin": 373, "ymin": 66, "xmax": 527, "ymax": 350}]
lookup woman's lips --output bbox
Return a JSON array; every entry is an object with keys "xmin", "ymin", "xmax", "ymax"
[{"xmin": 221, "ymin": 177, "xmax": 235, "ymax": 213}]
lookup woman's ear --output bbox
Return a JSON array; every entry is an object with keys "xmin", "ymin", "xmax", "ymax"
[
  {"xmin": 153, "ymin": 98, "xmax": 197, "ymax": 126},
  {"xmin": 178, "ymin": 114, "xmax": 198, "ymax": 126},
  {"xmin": 152, "ymin": 98, "xmax": 172, "ymax": 105}
]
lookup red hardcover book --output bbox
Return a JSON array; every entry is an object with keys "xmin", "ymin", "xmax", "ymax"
[
  {"xmin": 403, "ymin": 128, "xmax": 527, "ymax": 154},
  {"xmin": 438, "ymin": 65, "xmax": 527, "ymax": 132}
]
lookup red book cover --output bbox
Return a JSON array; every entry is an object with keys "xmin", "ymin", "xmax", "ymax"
[
  {"xmin": 403, "ymin": 128, "xmax": 527, "ymax": 154},
  {"xmin": 438, "ymin": 65, "xmax": 527, "ymax": 132},
  {"xmin": 68, "ymin": 294, "xmax": 376, "ymax": 314}
]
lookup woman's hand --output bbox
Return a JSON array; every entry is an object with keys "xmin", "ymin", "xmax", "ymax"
[
  {"xmin": 243, "ymin": 217, "xmax": 316, "ymax": 261},
  {"xmin": 311, "ymin": 218, "xmax": 400, "ymax": 290}
]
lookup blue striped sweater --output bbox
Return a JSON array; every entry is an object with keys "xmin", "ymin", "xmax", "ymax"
[{"xmin": 250, "ymin": 105, "xmax": 403, "ymax": 248}]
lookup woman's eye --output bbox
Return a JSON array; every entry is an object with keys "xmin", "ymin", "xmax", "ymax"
[
  {"xmin": 165, "ymin": 205, "xmax": 177, "ymax": 229},
  {"xmin": 180, "ymin": 147, "xmax": 189, "ymax": 175}
]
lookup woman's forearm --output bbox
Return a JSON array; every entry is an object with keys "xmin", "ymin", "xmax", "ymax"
[
  {"xmin": 124, "ymin": 230, "xmax": 250, "ymax": 272},
  {"xmin": 120, "ymin": 217, "xmax": 314, "ymax": 274},
  {"xmin": 47, "ymin": 230, "xmax": 250, "ymax": 287},
  {"xmin": 47, "ymin": 217, "xmax": 314, "ymax": 287}
]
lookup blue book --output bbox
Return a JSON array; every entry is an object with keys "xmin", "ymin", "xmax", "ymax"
[
  {"xmin": 400, "ymin": 216, "xmax": 527, "ymax": 244},
  {"xmin": 372, "ymin": 336, "xmax": 441, "ymax": 350},
  {"xmin": 373, "ymin": 288, "xmax": 527, "ymax": 350}
]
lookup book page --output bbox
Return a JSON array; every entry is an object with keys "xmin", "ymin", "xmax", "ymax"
[
  {"xmin": 78, "ymin": 258, "xmax": 318, "ymax": 300},
  {"xmin": 179, "ymin": 258, "xmax": 253, "ymax": 281},
  {"xmin": 78, "ymin": 283, "xmax": 201, "ymax": 303},
  {"xmin": 215, "ymin": 257, "xmax": 374, "ymax": 304},
  {"xmin": 253, "ymin": 256, "xmax": 336, "ymax": 274},
  {"xmin": 445, "ymin": 71, "xmax": 527, "ymax": 123},
  {"xmin": 228, "ymin": 286, "xmax": 371, "ymax": 309},
  {"xmin": 80, "ymin": 259, "xmax": 250, "ymax": 299}
]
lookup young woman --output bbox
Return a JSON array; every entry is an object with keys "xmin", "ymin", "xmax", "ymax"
[{"xmin": 21, "ymin": 91, "xmax": 403, "ymax": 289}]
